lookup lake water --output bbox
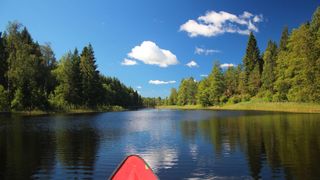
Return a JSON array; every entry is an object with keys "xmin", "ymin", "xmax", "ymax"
[{"xmin": 0, "ymin": 109, "xmax": 319, "ymax": 179}]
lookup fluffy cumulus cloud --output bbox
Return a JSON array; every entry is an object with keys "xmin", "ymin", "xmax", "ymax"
[
  {"xmin": 195, "ymin": 47, "xmax": 220, "ymax": 55},
  {"xmin": 127, "ymin": 41, "xmax": 179, "ymax": 67},
  {"xmin": 121, "ymin": 58, "xmax": 137, "ymax": 66},
  {"xmin": 220, "ymin": 63, "xmax": 235, "ymax": 68},
  {"xmin": 180, "ymin": 11, "xmax": 263, "ymax": 37},
  {"xmin": 149, "ymin": 80, "xmax": 176, "ymax": 85},
  {"xmin": 186, "ymin": 60, "xmax": 199, "ymax": 68}
]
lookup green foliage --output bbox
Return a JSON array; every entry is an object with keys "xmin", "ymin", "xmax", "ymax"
[
  {"xmin": 0, "ymin": 22, "xmax": 143, "ymax": 112},
  {"xmin": 279, "ymin": 26, "xmax": 289, "ymax": 51},
  {"xmin": 261, "ymin": 41, "xmax": 277, "ymax": 93},
  {"xmin": 243, "ymin": 33, "xmax": 263, "ymax": 96},
  {"xmin": 224, "ymin": 66, "xmax": 238, "ymax": 98},
  {"xmin": 237, "ymin": 65, "xmax": 248, "ymax": 95},
  {"xmin": 197, "ymin": 78, "xmax": 211, "ymax": 106},
  {"xmin": 11, "ymin": 88, "xmax": 23, "ymax": 110},
  {"xmin": 177, "ymin": 77, "xmax": 198, "ymax": 105},
  {"xmin": 0, "ymin": 85, "xmax": 9, "ymax": 111},
  {"xmin": 68, "ymin": 48, "xmax": 82, "ymax": 105},
  {"xmin": 80, "ymin": 44, "xmax": 104, "ymax": 107},
  {"xmin": 243, "ymin": 32, "xmax": 262, "ymax": 80},
  {"xmin": 0, "ymin": 32, "xmax": 8, "ymax": 88},
  {"xmin": 163, "ymin": 7, "xmax": 320, "ymax": 107},
  {"xmin": 207, "ymin": 62, "xmax": 225, "ymax": 105},
  {"xmin": 168, "ymin": 88, "xmax": 178, "ymax": 105},
  {"xmin": 227, "ymin": 95, "xmax": 242, "ymax": 104}
]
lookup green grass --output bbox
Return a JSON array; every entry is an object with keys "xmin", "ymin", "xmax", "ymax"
[
  {"xmin": 8, "ymin": 105, "xmax": 126, "ymax": 116},
  {"xmin": 158, "ymin": 102, "xmax": 320, "ymax": 113}
]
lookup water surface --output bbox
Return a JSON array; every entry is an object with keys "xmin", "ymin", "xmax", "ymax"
[{"xmin": 0, "ymin": 109, "xmax": 319, "ymax": 179}]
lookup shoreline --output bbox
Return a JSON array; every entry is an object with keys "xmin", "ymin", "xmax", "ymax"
[
  {"xmin": 157, "ymin": 102, "xmax": 320, "ymax": 114},
  {"xmin": 0, "ymin": 106, "xmax": 132, "ymax": 116}
]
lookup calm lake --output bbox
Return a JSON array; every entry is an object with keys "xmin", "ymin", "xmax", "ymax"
[{"xmin": 0, "ymin": 109, "xmax": 319, "ymax": 179}]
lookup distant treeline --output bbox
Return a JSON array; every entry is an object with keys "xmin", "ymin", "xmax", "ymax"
[
  {"xmin": 156, "ymin": 7, "xmax": 320, "ymax": 107},
  {"xmin": 0, "ymin": 22, "xmax": 143, "ymax": 111}
]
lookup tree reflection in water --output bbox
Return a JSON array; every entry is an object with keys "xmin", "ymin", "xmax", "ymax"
[{"xmin": 180, "ymin": 112, "xmax": 320, "ymax": 179}]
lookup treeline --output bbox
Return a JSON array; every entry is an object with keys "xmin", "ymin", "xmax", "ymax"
[
  {"xmin": 0, "ymin": 22, "xmax": 143, "ymax": 112},
  {"xmin": 162, "ymin": 7, "xmax": 320, "ymax": 106}
]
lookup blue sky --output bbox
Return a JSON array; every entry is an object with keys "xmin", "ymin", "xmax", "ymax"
[{"xmin": 1, "ymin": 0, "xmax": 319, "ymax": 97}]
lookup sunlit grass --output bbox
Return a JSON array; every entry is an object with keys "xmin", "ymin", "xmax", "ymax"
[{"xmin": 158, "ymin": 102, "xmax": 320, "ymax": 113}]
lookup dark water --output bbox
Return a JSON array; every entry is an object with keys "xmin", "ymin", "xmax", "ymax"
[{"xmin": 0, "ymin": 109, "xmax": 319, "ymax": 179}]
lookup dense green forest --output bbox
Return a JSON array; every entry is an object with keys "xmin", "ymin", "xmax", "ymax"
[
  {"xmin": 0, "ymin": 22, "xmax": 143, "ymax": 112},
  {"xmin": 152, "ymin": 7, "xmax": 320, "ymax": 107}
]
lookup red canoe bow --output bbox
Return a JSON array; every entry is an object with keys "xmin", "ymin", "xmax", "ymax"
[{"xmin": 110, "ymin": 155, "xmax": 158, "ymax": 180}]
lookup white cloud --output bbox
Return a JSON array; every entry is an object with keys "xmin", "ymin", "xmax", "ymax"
[
  {"xmin": 180, "ymin": 11, "xmax": 263, "ymax": 37},
  {"xmin": 137, "ymin": 86, "xmax": 142, "ymax": 89},
  {"xmin": 149, "ymin": 80, "xmax": 176, "ymax": 85},
  {"xmin": 121, "ymin": 58, "xmax": 137, "ymax": 66},
  {"xmin": 200, "ymin": 74, "xmax": 208, "ymax": 77},
  {"xmin": 195, "ymin": 47, "xmax": 220, "ymax": 55},
  {"xmin": 186, "ymin": 60, "xmax": 199, "ymax": 68},
  {"xmin": 253, "ymin": 15, "xmax": 263, "ymax": 23},
  {"xmin": 220, "ymin": 63, "xmax": 235, "ymax": 68},
  {"xmin": 128, "ymin": 41, "xmax": 179, "ymax": 67}
]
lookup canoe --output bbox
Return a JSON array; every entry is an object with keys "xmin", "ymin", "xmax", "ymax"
[{"xmin": 110, "ymin": 155, "xmax": 158, "ymax": 180}]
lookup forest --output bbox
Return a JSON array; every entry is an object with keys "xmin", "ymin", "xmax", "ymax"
[
  {"xmin": 154, "ymin": 7, "xmax": 320, "ymax": 107},
  {"xmin": 0, "ymin": 22, "xmax": 143, "ymax": 112},
  {"xmin": 0, "ymin": 7, "xmax": 319, "ymax": 111}
]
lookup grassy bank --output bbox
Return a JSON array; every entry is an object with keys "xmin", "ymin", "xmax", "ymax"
[
  {"xmin": 157, "ymin": 102, "xmax": 320, "ymax": 113},
  {"xmin": 5, "ymin": 106, "xmax": 126, "ymax": 116}
]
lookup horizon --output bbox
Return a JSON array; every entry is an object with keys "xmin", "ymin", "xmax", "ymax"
[{"xmin": 1, "ymin": 0, "xmax": 319, "ymax": 98}]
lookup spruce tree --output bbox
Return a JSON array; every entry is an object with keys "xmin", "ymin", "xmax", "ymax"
[
  {"xmin": 224, "ymin": 66, "xmax": 238, "ymax": 98},
  {"xmin": 248, "ymin": 63, "xmax": 261, "ymax": 96},
  {"xmin": 237, "ymin": 65, "xmax": 248, "ymax": 96},
  {"xmin": 279, "ymin": 26, "xmax": 289, "ymax": 51},
  {"xmin": 197, "ymin": 78, "xmax": 210, "ymax": 106},
  {"xmin": 243, "ymin": 32, "xmax": 262, "ymax": 96},
  {"xmin": 0, "ymin": 32, "xmax": 8, "ymax": 88},
  {"xmin": 309, "ymin": 7, "xmax": 320, "ymax": 102},
  {"xmin": 261, "ymin": 41, "xmax": 277, "ymax": 94},
  {"xmin": 274, "ymin": 27, "xmax": 291, "ymax": 101},
  {"xmin": 177, "ymin": 78, "xmax": 197, "ymax": 105},
  {"xmin": 69, "ymin": 48, "xmax": 82, "ymax": 105},
  {"xmin": 80, "ymin": 44, "xmax": 103, "ymax": 107},
  {"xmin": 285, "ymin": 24, "xmax": 313, "ymax": 102},
  {"xmin": 207, "ymin": 62, "xmax": 225, "ymax": 105}
]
